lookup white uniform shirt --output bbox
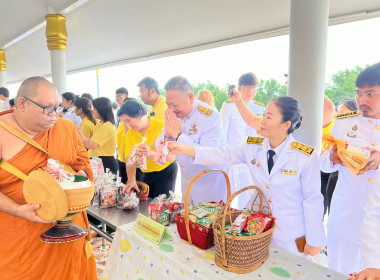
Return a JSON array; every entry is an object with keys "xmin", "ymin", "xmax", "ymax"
[
  {"xmin": 220, "ymin": 99, "xmax": 264, "ymax": 147},
  {"xmin": 63, "ymin": 107, "xmax": 82, "ymax": 127},
  {"xmin": 320, "ymin": 112, "xmax": 380, "ymax": 244},
  {"xmin": 157, "ymin": 99, "xmax": 229, "ymax": 205},
  {"xmin": 194, "ymin": 135, "xmax": 326, "ymax": 247},
  {"xmin": 1, "ymin": 99, "xmax": 10, "ymax": 111},
  {"xmin": 361, "ymin": 169, "xmax": 380, "ymax": 269}
]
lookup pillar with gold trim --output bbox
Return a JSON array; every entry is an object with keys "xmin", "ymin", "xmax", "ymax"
[
  {"xmin": 45, "ymin": 14, "xmax": 67, "ymax": 95},
  {"xmin": 0, "ymin": 49, "xmax": 6, "ymax": 88}
]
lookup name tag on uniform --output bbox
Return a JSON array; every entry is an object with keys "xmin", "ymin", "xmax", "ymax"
[{"xmin": 281, "ymin": 169, "xmax": 297, "ymax": 175}]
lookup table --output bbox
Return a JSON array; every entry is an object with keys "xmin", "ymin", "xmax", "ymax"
[
  {"xmin": 87, "ymin": 200, "xmax": 150, "ymax": 242},
  {"xmin": 102, "ymin": 222, "xmax": 347, "ymax": 280}
]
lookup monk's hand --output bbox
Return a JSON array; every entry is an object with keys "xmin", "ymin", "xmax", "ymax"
[
  {"xmin": 349, "ymin": 268, "xmax": 380, "ymax": 280},
  {"xmin": 358, "ymin": 148, "xmax": 380, "ymax": 175},
  {"xmin": 329, "ymin": 145, "xmax": 344, "ymax": 166},
  {"xmin": 123, "ymin": 181, "xmax": 140, "ymax": 194},
  {"xmin": 164, "ymin": 110, "xmax": 181, "ymax": 139},
  {"xmin": 15, "ymin": 204, "xmax": 55, "ymax": 224},
  {"xmin": 303, "ymin": 243, "xmax": 322, "ymax": 257},
  {"xmin": 77, "ymin": 170, "xmax": 88, "ymax": 177}
]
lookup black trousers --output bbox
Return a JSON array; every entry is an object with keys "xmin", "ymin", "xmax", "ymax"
[
  {"xmin": 141, "ymin": 161, "xmax": 178, "ymax": 198},
  {"xmin": 99, "ymin": 156, "xmax": 118, "ymax": 175},
  {"xmin": 117, "ymin": 160, "xmax": 143, "ymax": 184},
  {"xmin": 320, "ymin": 170, "xmax": 339, "ymax": 216}
]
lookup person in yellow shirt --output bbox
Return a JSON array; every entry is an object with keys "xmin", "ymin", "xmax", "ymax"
[
  {"xmin": 118, "ymin": 100, "xmax": 178, "ymax": 198},
  {"xmin": 74, "ymin": 97, "xmax": 96, "ymax": 139},
  {"xmin": 197, "ymin": 89, "xmax": 216, "ymax": 109},
  {"xmin": 116, "ymin": 97, "xmax": 142, "ymax": 184},
  {"xmin": 138, "ymin": 77, "xmax": 167, "ymax": 121},
  {"xmin": 78, "ymin": 97, "xmax": 118, "ymax": 175}
]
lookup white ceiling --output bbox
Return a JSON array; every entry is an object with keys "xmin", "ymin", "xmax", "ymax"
[{"xmin": 1, "ymin": 0, "xmax": 380, "ymax": 84}]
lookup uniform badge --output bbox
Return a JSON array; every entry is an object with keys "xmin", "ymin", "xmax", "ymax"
[
  {"xmin": 189, "ymin": 123, "xmax": 197, "ymax": 134},
  {"xmin": 347, "ymin": 125, "xmax": 358, "ymax": 138},
  {"xmin": 251, "ymin": 159, "xmax": 256, "ymax": 165},
  {"xmin": 281, "ymin": 169, "xmax": 297, "ymax": 175}
]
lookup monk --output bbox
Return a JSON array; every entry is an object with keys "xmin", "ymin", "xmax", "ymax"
[{"xmin": 0, "ymin": 77, "xmax": 97, "ymax": 280}]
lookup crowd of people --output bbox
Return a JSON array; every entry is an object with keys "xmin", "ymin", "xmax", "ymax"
[{"xmin": 0, "ymin": 63, "xmax": 379, "ymax": 279}]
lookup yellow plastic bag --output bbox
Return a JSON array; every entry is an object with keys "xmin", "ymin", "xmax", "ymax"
[{"xmin": 321, "ymin": 134, "xmax": 368, "ymax": 175}]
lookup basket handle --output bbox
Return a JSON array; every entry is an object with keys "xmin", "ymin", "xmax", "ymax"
[
  {"xmin": 218, "ymin": 185, "xmax": 272, "ymax": 267},
  {"xmin": 184, "ymin": 169, "xmax": 231, "ymax": 245}
]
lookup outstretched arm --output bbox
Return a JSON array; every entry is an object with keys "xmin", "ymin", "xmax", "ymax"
[{"xmin": 230, "ymin": 89, "xmax": 260, "ymax": 130}]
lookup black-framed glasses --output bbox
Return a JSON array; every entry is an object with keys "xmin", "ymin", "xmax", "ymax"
[{"xmin": 23, "ymin": 96, "xmax": 64, "ymax": 115}]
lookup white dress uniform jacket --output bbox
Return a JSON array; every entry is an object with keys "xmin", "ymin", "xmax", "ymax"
[
  {"xmin": 194, "ymin": 135, "xmax": 326, "ymax": 254},
  {"xmin": 220, "ymin": 100, "xmax": 265, "ymax": 208},
  {"xmin": 361, "ymin": 169, "xmax": 380, "ymax": 269},
  {"xmin": 320, "ymin": 112, "xmax": 379, "ymax": 243},
  {"xmin": 63, "ymin": 107, "xmax": 82, "ymax": 127},
  {"xmin": 157, "ymin": 99, "xmax": 229, "ymax": 205}
]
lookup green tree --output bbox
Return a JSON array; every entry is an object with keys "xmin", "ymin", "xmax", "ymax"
[
  {"xmin": 325, "ymin": 66, "xmax": 363, "ymax": 105},
  {"xmin": 255, "ymin": 79, "xmax": 287, "ymax": 105},
  {"xmin": 192, "ymin": 81, "xmax": 229, "ymax": 111}
]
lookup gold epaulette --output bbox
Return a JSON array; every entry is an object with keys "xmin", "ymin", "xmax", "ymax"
[
  {"xmin": 226, "ymin": 100, "xmax": 234, "ymax": 104},
  {"xmin": 291, "ymin": 141, "xmax": 314, "ymax": 156},
  {"xmin": 197, "ymin": 105, "xmax": 213, "ymax": 117},
  {"xmin": 247, "ymin": 137, "xmax": 265, "ymax": 144},
  {"xmin": 337, "ymin": 110, "xmax": 361, "ymax": 119},
  {"xmin": 254, "ymin": 100, "xmax": 265, "ymax": 107}
]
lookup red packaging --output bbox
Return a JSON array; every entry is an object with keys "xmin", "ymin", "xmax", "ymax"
[{"xmin": 244, "ymin": 212, "xmax": 275, "ymax": 234}]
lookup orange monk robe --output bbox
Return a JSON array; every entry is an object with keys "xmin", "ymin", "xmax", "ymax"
[{"xmin": 0, "ymin": 115, "xmax": 97, "ymax": 280}]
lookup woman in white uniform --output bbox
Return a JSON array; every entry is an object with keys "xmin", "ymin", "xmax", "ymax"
[{"xmin": 169, "ymin": 96, "xmax": 326, "ymax": 256}]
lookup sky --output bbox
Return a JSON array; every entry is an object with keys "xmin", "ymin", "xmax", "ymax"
[{"xmin": 6, "ymin": 17, "xmax": 380, "ymax": 102}]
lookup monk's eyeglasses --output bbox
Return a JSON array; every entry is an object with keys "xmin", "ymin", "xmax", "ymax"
[{"xmin": 23, "ymin": 96, "xmax": 64, "ymax": 115}]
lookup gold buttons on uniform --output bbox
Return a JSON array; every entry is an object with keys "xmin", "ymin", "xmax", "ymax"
[
  {"xmin": 375, "ymin": 126, "xmax": 380, "ymax": 130},
  {"xmin": 368, "ymin": 178, "xmax": 374, "ymax": 183},
  {"xmin": 366, "ymin": 197, "xmax": 371, "ymax": 201},
  {"xmin": 268, "ymin": 199, "xmax": 272, "ymax": 203},
  {"xmin": 266, "ymin": 185, "xmax": 270, "ymax": 189},
  {"xmin": 181, "ymin": 164, "xmax": 184, "ymax": 168},
  {"xmin": 372, "ymin": 142, "xmax": 377, "ymax": 146},
  {"xmin": 369, "ymin": 120, "xmax": 373, "ymax": 124},
  {"xmin": 186, "ymin": 177, "xmax": 189, "ymax": 180}
]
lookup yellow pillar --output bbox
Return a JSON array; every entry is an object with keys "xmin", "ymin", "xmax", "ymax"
[
  {"xmin": 45, "ymin": 14, "xmax": 68, "ymax": 95},
  {"xmin": 0, "ymin": 49, "xmax": 6, "ymax": 87}
]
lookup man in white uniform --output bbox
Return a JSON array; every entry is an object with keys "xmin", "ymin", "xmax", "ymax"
[
  {"xmin": 220, "ymin": 72, "xmax": 264, "ymax": 208},
  {"xmin": 320, "ymin": 63, "xmax": 380, "ymax": 275},
  {"xmin": 158, "ymin": 76, "xmax": 229, "ymax": 205}
]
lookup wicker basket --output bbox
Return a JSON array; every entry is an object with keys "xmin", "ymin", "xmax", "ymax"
[
  {"xmin": 175, "ymin": 169, "xmax": 231, "ymax": 249},
  {"xmin": 213, "ymin": 186, "xmax": 276, "ymax": 273}
]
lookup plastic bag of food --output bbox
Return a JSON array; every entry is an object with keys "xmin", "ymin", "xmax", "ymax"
[
  {"xmin": 149, "ymin": 194, "xmax": 169, "ymax": 225},
  {"xmin": 116, "ymin": 188, "xmax": 139, "ymax": 210},
  {"xmin": 153, "ymin": 140, "xmax": 169, "ymax": 165},
  {"xmin": 126, "ymin": 137, "xmax": 147, "ymax": 170}
]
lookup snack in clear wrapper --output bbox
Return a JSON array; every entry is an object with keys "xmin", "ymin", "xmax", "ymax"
[
  {"xmin": 197, "ymin": 217, "xmax": 213, "ymax": 227},
  {"xmin": 99, "ymin": 187, "xmax": 116, "ymax": 208},
  {"xmin": 232, "ymin": 212, "xmax": 251, "ymax": 234},
  {"xmin": 126, "ymin": 137, "xmax": 147, "ymax": 170},
  {"xmin": 149, "ymin": 194, "xmax": 170, "ymax": 225},
  {"xmin": 116, "ymin": 187, "xmax": 139, "ymax": 209},
  {"xmin": 153, "ymin": 140, "xmax": 169, "ymax": 165}
]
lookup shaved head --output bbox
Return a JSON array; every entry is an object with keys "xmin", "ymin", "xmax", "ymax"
[{"xmin": 15, "ymin": 77, "xmax": 57, "ymax": 106}]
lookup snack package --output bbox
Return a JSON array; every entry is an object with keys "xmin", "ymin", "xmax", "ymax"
[
  {"xmin": 153, "ymin": 140, "xmax": 169, "ymax": 165},
  {"xmin": 136, "ymin": 181, "xmax": 149, "ymax": 201},
  {"xmin": 90, "ymin": 157, "xmax": 104, "ymax": 177},
  {"xmin": 126, "ymin": 137, "xmax": 147, "ymax": 170},
  {"xmin": 116, "ymin": 188, "xmax": 139, "ymax": 209},
  {"xmin": 244, "ymin": 212, "xmax": 275, "ymax": 234},
  {"xmin": 232, "ymin": 211, "xmax": 251, "ymax": 234},
  {"xmin": 322, "ymin": 133, "xmax": 369, "ymax": 174},
  {"xmin": 164, "ymin": 191, "xmax": 183, "ymax": 223},
  {"xmin": 99, "ymin": 186, "xmax": 116, "ymax": 208},
  {"xmin": 149, "ymin": 194, "xmax": 169, "ymax": 225},
  {"xmin": 92, "ymin": 169, "xmax": 118, "ymax": 207},
  {"xmin": 45, "ymin": 158, "xmax": 75, "ymax": 183}
]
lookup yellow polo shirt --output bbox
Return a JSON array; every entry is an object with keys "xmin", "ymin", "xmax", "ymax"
[
  {"xmin": 321, "ymin": 119, "xmax": 335, "ymax": 153},
  {"xmin": 80, "ymin": 117, "xmax": 96, "ymax": 139},
  {"xmin": 117, "ymin": 122, "xmax": 127, "ymax": 162},
  {"xmin": 125, "ymin": 117, "xmax": 173, "ymax": 172},
  {"xmin": 88, "ymin": 121, "xmax": 117, "ymax": 157},
  {"xmin": 148, "ymin": 95, "xmax": 167, "ymax": 121}
]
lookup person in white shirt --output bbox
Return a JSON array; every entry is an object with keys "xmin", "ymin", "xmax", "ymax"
[
  {"xmin": 62, "ymin": 92, "xmax": 82, "ymax": 126},
  {"xmin": 169, "ymin": 96, "xmax": 326, "ymax": 257},
  {"xmin": 0, "ymin": 87, "xmax": 10, "ymax": 111}
]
